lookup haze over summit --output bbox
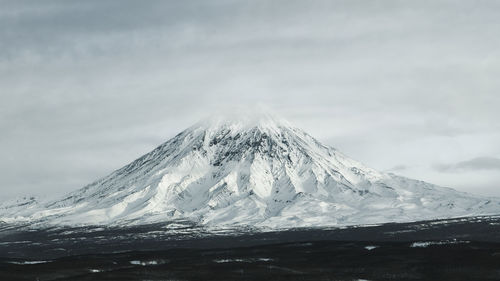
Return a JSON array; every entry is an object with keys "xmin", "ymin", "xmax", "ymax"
[{"xmin": 1, "ymin": 0, "xmax": 500, "ymax": 199}]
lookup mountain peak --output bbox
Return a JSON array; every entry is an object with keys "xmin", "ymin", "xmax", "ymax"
[
  {"xmin": 1, "ymin": 113, "xmax": 498, "ymax": 228},
  {"xmin": 196, "ymin": 111, "xmax": 292, "ymax": 133}
]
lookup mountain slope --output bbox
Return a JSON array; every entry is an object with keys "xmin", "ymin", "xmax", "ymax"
[{"xmin": 1, "ymin": 116, "xmax": 499, "ymax": 228}]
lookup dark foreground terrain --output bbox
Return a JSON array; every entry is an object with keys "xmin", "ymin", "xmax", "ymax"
[{"xmin": 1, "ymin": 216, "xmax": 500, "ymax": 281}]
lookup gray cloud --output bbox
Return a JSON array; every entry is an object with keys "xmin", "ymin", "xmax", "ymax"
[
  {"xmin": 386, "ymin": 165, "xmax": 409, "ymax": 172},
  {"xmin": 435, "ymin": 157, "xmax": 500, "ymax": 172},
  {"xmin": 1, "ymin": 0, "xmax": 500, "ymax": 199}
]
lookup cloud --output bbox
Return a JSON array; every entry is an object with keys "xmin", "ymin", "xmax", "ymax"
[
  {"xmin": 386, "ymin": 164, "xmax": 408, "ymax": 172},
  {"xmin": 1, "ymin": 0, "xmax": 500, "ymax": 198},
  {"xmin": 435, "ymin": 157, "xmax": 500, "ymax": 172}
]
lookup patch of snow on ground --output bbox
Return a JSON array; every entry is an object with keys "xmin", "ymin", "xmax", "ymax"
[
  {"xmin": 8, "ymin": 260, "xmax": 51, "ymax": 265},
  {"xmin": 214, "ymin": 257, "xmax": 273, "ymax": 263},
  {"xmin": 410, "ymin": 240, "xmax": 470, "ymax": 248},
  {"xmin": 129, "ymin": 260, "xmax": 167, "ymax": 266}
]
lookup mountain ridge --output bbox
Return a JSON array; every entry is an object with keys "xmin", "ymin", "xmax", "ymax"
[{"xmin": 1, "ymin": 116, "xmax": 499, "ymax": 229}]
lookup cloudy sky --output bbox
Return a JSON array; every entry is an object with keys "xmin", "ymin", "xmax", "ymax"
[{"xmin": 1, "ymin": 0, "xmax": 500, "ymax": 200}]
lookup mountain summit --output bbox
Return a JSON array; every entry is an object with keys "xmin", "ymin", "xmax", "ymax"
[{"xmin": 2, "ymin": 116, "xmax": 499, "ymax": 228}]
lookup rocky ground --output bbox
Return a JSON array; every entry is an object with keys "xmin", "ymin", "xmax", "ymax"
[{"xmin": 1, "ymin": 216, "xmax": 499, "ymax": 281}]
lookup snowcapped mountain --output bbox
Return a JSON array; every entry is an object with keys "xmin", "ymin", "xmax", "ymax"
[{"xmin": 1, "ymin": 115, "xmax": 499, "ymax": 229}]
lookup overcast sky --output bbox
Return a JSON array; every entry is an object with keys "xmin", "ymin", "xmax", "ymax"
[{"xmin": 1, "ymin": 0, "xmax": 500, "ymax": 200}]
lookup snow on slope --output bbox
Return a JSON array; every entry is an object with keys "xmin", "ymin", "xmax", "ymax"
[{"xmin": 1, "ymin": 114, "xmax": 499, "ymax": 228}]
